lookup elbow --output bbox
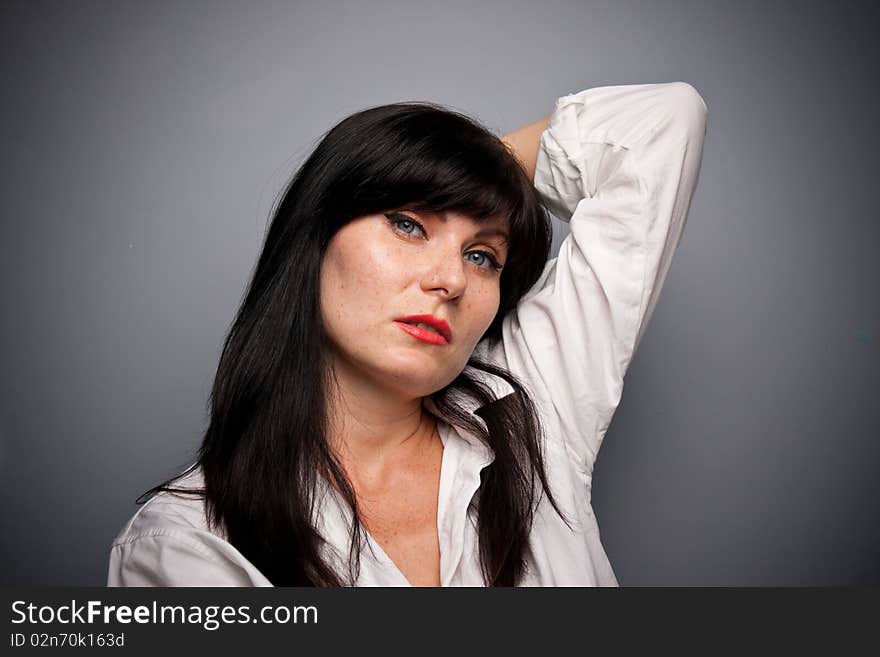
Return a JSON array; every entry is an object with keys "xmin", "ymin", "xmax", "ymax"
[{"xmin": 661, "ymin": 81, "xmax": 708, "ymax": 142}]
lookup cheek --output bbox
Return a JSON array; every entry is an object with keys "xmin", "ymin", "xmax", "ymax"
[
  {"xmin": 463, "ymin": 284, "xmax": 502, "ymax": 336},
  {"xmin": 320, "ymin": 237, "xmax": 407, "ymax": 326}
]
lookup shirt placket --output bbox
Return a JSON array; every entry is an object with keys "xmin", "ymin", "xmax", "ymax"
[{"xmin": 436, "ymin": 423, "xmax": 493, "ymax": 586}]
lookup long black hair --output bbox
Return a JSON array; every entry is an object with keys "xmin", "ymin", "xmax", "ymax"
[{"xmin": 141, "ymin": 100, "xmax": 571, "ymax": 585}]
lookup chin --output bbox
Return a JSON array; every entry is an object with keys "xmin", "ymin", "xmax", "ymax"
[{"xmin": 379, "ymin": 353, "xmax": 460, "ymax": 397}]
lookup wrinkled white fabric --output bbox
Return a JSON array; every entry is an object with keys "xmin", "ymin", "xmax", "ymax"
[{"xmin": 108, "ymin": 81, "xmax": 708, "ymax": 587}]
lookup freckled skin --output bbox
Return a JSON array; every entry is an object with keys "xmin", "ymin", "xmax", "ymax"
[{"xmin": 319, "ymin": 210, "xmax": 508, "ymax": 400}]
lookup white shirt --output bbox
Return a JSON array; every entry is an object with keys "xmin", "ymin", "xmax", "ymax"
[{"xmin": 108, "ymin": 81, "xmax": 708, "ymax": 587}]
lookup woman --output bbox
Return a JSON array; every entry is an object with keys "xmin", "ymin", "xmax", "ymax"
[{"xmin": 108, "ymin": 81, "xmax": 708, "ymax": 586}]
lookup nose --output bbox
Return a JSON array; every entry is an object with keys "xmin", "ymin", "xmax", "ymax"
[{"xmin": 420, "ymin": 248, "xmax": 467, "ymax": 301}]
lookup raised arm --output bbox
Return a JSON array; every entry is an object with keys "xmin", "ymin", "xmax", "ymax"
[
  {"xmin": 488, "ymin": 82, "xmax": 708, "ymax": 477},
  {"xmin": 501, "ymin": 116, "xmax": 550, "ymax": 184}
]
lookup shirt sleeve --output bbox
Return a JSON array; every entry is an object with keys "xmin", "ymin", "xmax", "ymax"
[
  {"xmin": 499, "ymin": 81, "xmax": 708, "ymax": 476},
  {"xmin": 107, "ymin": 531, "xmax": 267, "ymax": 587}
]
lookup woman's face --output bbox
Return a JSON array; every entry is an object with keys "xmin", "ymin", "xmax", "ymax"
[{"xmin": 319, "ymin": 209, "xmax": 509, "ymax": 399}]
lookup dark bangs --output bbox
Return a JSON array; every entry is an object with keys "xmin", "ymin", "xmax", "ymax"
[{"xmin": 315, "ymin": 101, "xmax": 553, "ymax": 343}]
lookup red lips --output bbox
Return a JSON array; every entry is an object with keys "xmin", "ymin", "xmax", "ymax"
[{"xmin": 394, "ymin": 314, "xmax": 453, "ymax": 346}]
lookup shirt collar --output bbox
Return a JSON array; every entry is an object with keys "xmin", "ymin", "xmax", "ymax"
[{"xmin": 421, "ymin": 363, "xmax": 515, "ymax": 468}]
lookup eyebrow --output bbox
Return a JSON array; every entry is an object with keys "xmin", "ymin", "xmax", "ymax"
[{"xmin": 473, "ymin": 227, "xmax": 509, "ymax": 242}]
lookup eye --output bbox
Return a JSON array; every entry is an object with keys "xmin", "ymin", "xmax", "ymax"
[
  {"xmin": 384, "ymin": 211, "xmax": 504, "ymax": 274},
  {"xmin": 466, "ymin": 250, "xmax": 503, "ymax": 273},
  {"xmin": 384, "ymin": 212, "xmax": 425, "ymax": 239}
]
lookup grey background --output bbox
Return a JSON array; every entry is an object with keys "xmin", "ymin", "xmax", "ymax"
[{"xmin": 1, "ymin": 0, "xmax": 877, "ymax": 586}]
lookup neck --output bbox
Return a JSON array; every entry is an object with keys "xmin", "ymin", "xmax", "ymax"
[{"xmin": 325, "ymin": 362, "xmax": 440, "ymax": 487}]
